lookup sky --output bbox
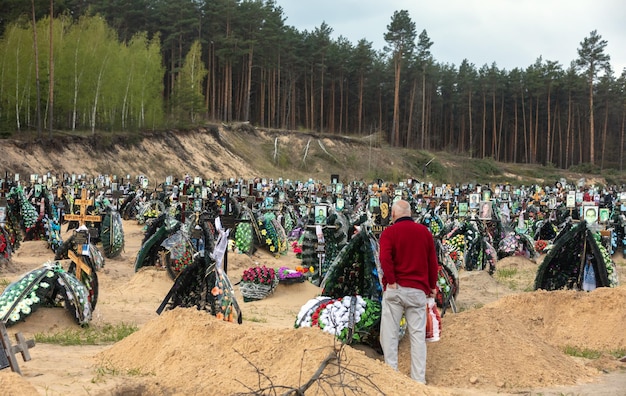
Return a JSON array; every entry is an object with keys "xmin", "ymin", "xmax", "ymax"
[{"xmin": 276, "ymin": 0, "xmax": 626, "ymax": 74}]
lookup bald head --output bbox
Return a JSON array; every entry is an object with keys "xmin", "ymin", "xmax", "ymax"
[{"xmin": 391, "ymin": 199, "xmax": 411, "ymax": 221}]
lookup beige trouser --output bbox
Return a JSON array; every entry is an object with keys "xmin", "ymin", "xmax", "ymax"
[{"xmin": 379, "ymin": 285, "xmax": 427, "ymax": 383}]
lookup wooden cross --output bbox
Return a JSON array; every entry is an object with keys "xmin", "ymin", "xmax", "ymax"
[
  {"xmin": 68, "ymin": 249, "xmax": 92, "ymax": 281},
  {"xmin": 0, "ymin": 321, "xmax": 35, "ymax": 375},
  {"xmin": 64, "ymin": 189, "xmax": 101, "ymax": 226}
]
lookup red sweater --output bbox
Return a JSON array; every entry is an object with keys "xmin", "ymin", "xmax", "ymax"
[{"xmin": 379, "ymin": 217, "xmax": 439, "ymax": 295}]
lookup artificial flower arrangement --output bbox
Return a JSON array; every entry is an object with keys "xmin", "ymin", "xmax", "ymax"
[
  {"xmin": 0, "ymin": 227, "xmax": 11, "ymax": 261},
  {"xmin": 291, "ymin": 240, "xmax": 302, "ymax": 258},
  {"xmin": 277, "ymin": 266, "xmax": 305, "ymax": 284},
  {"xmin": 534, "ymin": 239, "xmax": 548, "ymax": 254},
  {"xmin": 240, "ymin": 265, "xmax": 279, "ymax": 302},
  {"xmin": 234, "ymin": 221, "xmax": 253, "ymax": 254},
  {"xmin": 295, "ymin": 265, "xmax": 310, "ymax": 275},
  {"xmin": 443, "ymin": 231, "xmax": 465, "ymax": 270},
  {"xmin": 100, "ymin": 208, "xmax": 124, "ymax": 258},
  {"xmin": 42, "ymin": 215, "xmax": 63, "ymax": 253},
  {"xmin": 295, "ymin": 295, "xmax": 381, "ymax": 345},
  {"xmin": 0, "ymin": 261, "xmax": 92, "ymax": 326},
  {"xmin": 210, "ymin": 276, "xmax": 238, "ymax": 322},
  {"xmin": 497, "ymin": 232, "xmax": 521, "ymax": 258},
  {"xmin": 257, "ymin": 212, "xmax": 288, "ymax": 256},
  {"xmin": 170, "ymin": 244, "xmax": 194, "ymax": 274},
  {"xmin": 242, "ymin": 265, "xmax": 276, "ymax": 285},
  {"xmin": 16, "ymin": 188, "xmax": 38, "ymax": 230}
]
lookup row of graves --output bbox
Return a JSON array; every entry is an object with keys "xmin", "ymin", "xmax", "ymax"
[
  {"xmin": 128, "ymin": 174, "xmax": 621, "ymax": 349},
  {"xmin": 0, "ymin": 171, "xmax": 622, "ymax": 372},
  {"xmin": 0, "ymin": 172, "xmax": 127, "ymax": 373}
]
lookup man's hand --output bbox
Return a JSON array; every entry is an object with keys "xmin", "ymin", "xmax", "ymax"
[
  {"xmin": 387, "ymin": 283, "xmax": 398, "ymax": 289},
  {"xmin": 429, "ymin": 288, "xmax": 437, "ymax": 298}
]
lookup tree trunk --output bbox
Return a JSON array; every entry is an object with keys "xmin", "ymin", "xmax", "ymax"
[
  {"xmin": 244, "ymin": 46, "xmax": 253, "ymax": 122},
  {"xmin": 546, "ymin": 84, "xmax": 552, "ymax": 165},
  {"xmin": 319, "ymin": 57, "xmax": 324, "ymax": 132},
  {"xmin": 260, "ymin": 67, "xmax": 266, "ymax": 127},
  {"xmin": 534, "ymin": 97, "xmax": 539, "ymax": 163},
  {"xmin": 619, "ymin": 105, "xmax": 626, "ymax": 172},
  {"xmin": 392, "ymin": 58, "xmax": 401, "ymax": 146},
  {"xmin": 407, "ymin": 78, "xmax": 417, "ymax": 148},
  {"xmin": 468, "ymin": 89, "xmax": 473, "ymax": 158},
  {"xmin": 481, "ymin": 91, "xmax": 486, "ymax": 158},
  {"xmin": 566, "ymin": 91, "xmax": 572, "ymax": 168},
  {"xmin": 600, "ymin": 101, "xmax": 608, "ymax": 170},
  {"xmin": 421, "ymin": 69, "xmax": 426, "ymax": 149},
  {"xmin": 358, "ymin": 73, "xmax": 364, "ymax": 134},
  {"xmin": 48, "ymin": 0, "xmax": 54, "ymax": 137},
  {"xmin": 492, "ymin": 89, "xmax": 496, "ymax": 158},
  {"xmin": 513, "ymin": 97, "xmax": 518, "ymax": 163},
  {"xmin": 497, "ymin": 94, "xmax": 504, "ymax": 161},
  {"xmin": 588, "ymin": 75, "xmax": 595, "ymax": 164},
  {"xmin": 521, "ymin": 87, "xmax": 528, "ymax": 163},
  {"xmin": 31, "ymin": 0, "xmax": 42, "ymax": 136}
]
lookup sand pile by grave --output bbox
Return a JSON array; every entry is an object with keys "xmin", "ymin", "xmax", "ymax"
[
  {"xmin": 97, "ymin": 286, "xmax": 626, "ymax": 394},
  {"xmin": 97, "ymin": 308, "xmax": 450, "ymax": 396}
]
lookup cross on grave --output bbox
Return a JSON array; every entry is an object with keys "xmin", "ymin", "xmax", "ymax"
[
  {"xmin": 0, "ymin": 321, "xmax": 35, "ymax": 375},
  {"xmin": 67, "ymin": 249, "xmax": 92, "ymax": 282},
  {"xmin": 64, "ymin": 189, "xmax": 102, "ymax": 226}
]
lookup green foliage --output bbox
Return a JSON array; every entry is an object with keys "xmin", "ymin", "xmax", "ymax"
[
  {"xmin": 0, "ymin": 15, "xmax": 164, "ymax": 133},
  {"xmin": 495, "ymin": 268, "xmax": 518, "ymax": 279},
  {"xmin": 172, "ymin": 40, "xmax": 207, "ymax": 123},
  {"xmin": 0, "ymin": 6, "xmax": 622, "ymax": 172},
  {"xmin": 473, "ymin": 158, "xmax": 502, "ymax": 177},
  {"xmin": 0, "ymin": 277, "xmax": 10, "ymax": 292},
  {"xmin": 569, "ymin": 163, "xmax": 601, "ymax": 174},
  {"xmin": 34, "ymin": 323, "xmax": 138, "ymax": 345},
  {"xmin": 562, "ymin": 345, "xmax": 602, "ymax": 359},
  {"xmin": 93, "ymin": 360, "xmax": 155, "ymax": 382}
]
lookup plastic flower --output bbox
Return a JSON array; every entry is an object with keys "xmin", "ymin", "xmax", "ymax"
[{"xmin": 241, "ymin": 265, "xmax": 276, "ymax": 285}]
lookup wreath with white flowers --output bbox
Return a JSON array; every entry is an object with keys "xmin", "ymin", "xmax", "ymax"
[{"xmin": 295, "ymin": 295, "xmax": 381, "ymax": 345}]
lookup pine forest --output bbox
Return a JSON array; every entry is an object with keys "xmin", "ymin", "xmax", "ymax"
[{"xmin": 0, "ymin": 1, "xmax": 625, "ymax": 171}]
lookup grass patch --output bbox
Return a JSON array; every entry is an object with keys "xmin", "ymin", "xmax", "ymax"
[
  {"xmin": 609, "ymin": 348, "xmax": 626, "ymax": 359},
  {"xmin": 495, "ymin": 267, "xmax": 518, "ymax": 279},
  {"xmin": 0, "ymin": 278, "xmax": 10, "ymax": 293},
  {"xmin": 35, "ymin": 323, "xmax": 138, "ymax": 346},
  {"xmin": 244, "ymin": 315, "xmax": 268, "ymax": 323},
  {"xmin": 563, "ymin": 345, "xmax": 602, "ymax": 359},
  {"xmin": 457, "ymin": 303, "xmax": 484, "ymax": 312},
  {"xmin": 494, "ymin": 266, "xmax": 538, "ymax": 292},
  {"xmin": 92, "ymin": 360, "xmax": 155, "ymax": 383}
]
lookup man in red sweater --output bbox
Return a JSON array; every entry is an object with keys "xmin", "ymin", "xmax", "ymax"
[{"xmin": 379, "ymin": 199, "xmax": 438, "ymax": 384}]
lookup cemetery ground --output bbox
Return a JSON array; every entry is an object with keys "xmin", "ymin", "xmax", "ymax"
[
  {"xmin": 0, "ymin": 126, "xmax": 626, "ymax": 394},
  {"xmin": 0, "ymin": 219, "xmax": 624, "ymax": 395}
]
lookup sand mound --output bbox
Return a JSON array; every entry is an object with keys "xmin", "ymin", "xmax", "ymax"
[
  {"xmin": 414, "ymin": 286, "xmax": 626, "ymax": 390},
  {"xmin": 97, "ymin": 308, "xmax": 449, "ymax": 396}
]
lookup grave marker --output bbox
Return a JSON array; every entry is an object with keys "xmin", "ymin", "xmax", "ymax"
[
  {"xmin": 64, "ymin": 189, "xmax": 101, "ymax": 226},
  {"xmin": 0, "ymin": 322, "xmax": 35, "ymax": 375}
]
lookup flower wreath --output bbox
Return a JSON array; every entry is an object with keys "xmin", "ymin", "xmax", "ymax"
[
  {"xmin": 234, "ymin": 221, "xmax": 253, "ymax": 254},
  {"xmin": 257, "ymin": 212, "xmax": 287, "ymax": 256},
  {"xmin": 240, "ymin": 265, "xmax": 279, "ymax": 301},
  {"xmin": 277, "ymin": 266, "xmax": 305, "ymax": 284},
  {"xmin": 295, "ymin": 295, "xmax": 381, "ymax": 345}
]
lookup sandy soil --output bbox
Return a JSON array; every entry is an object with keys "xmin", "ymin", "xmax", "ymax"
[{"xmin": 0, "ymin": 220, "xmax": 625, "ymax": 396}]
